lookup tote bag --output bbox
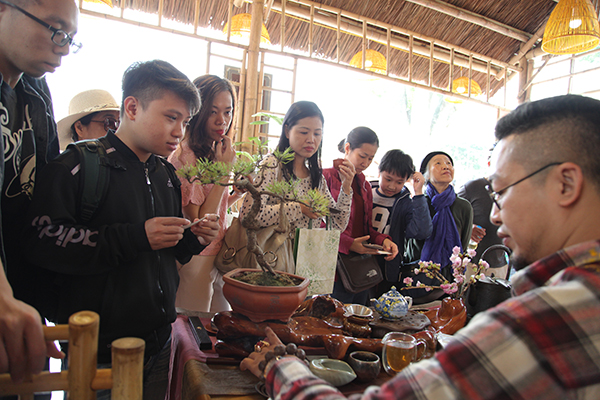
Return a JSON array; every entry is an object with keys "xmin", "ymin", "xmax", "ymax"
[{"xmin": 293, "ymin": 219, "xmax": 341, "ymax": 296}]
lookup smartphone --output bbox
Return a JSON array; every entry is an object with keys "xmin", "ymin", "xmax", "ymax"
[
  {"xmin": 333, "ymin": 158, "xmax": 344, "ymax": 170},
  {"xmin": 362, "ymin": 243, "xmax": 384, "ymax": 250}
]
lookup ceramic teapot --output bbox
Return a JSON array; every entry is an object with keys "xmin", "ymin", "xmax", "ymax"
[{"xmin": 371, "ymin": 286, "xmax": 413, "ymax": 319}]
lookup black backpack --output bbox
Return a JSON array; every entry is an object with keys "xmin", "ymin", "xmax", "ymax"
[
  {"xmin": 66, "ymin": 138, "xmax": 180, "ymax": 223},
  {"xmin": 67, "ymin": 139, "xmax": 111, "ymax": 223}
]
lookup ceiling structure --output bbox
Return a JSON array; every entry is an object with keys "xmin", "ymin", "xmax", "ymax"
[
  {"xmin": 84, "ymin": 0, "xmax": 599, "ymax": 137},
  {"xmin": 105, "ymin": 0, "xmax": 599, "ymax": 99}
]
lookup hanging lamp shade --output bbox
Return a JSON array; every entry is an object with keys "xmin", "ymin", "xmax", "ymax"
[
  {"xmin": 451, "ymin": 77, "xmax": 482, "ymax": 96},
  {"xmin": 223, "ymin": 13, "xmax": 271, "ymax": 44},
  {"xmin": 542, "ymin": 0, "xmax": 600, "ymax": 54},
  {"xmin": 84, "ymin": 0, "xmax": 113, "ymax": 6},
  {"xmin": 349, "ymin": 50, "xmax": 387, "ymax": 74}
]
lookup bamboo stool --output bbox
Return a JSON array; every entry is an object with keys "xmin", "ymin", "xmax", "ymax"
[{"xmin": 0, "ymin": 310, "xmax": 145, "ymax": 400}]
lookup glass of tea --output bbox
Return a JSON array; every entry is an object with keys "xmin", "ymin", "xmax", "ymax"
[{"xmin": 381, "ymin": 332, "xmax": 426, "ymax": 375}]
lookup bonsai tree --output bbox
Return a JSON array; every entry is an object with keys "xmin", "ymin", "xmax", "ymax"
[{"xmin": 177, "ymin": 137, "xmax": 330, "ymax": 278}]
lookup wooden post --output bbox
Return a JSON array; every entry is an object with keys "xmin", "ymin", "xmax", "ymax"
[
  {"xmin": 68, "ymin": 311, "xmax": 99, "ymax": 400},
  {"xmin": 110, "ymin": 338, "xmax": 145, "ymax": 400},
  {"xmin": 240, "ymin": 0, "xmax": 265, "ymax": 152}
]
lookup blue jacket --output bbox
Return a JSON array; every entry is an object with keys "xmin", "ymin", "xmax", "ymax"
[{"xmin": 371, "ymin": 183, "xmax": 432, "ymax": 281}]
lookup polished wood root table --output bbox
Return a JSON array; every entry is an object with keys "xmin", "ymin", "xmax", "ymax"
[{"xmin": 168, "ymin": 308, "xmax": 436, "ymax": 400}]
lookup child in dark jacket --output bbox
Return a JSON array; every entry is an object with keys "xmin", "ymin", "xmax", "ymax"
[{"xmin": 371, "ymin": 149, "xmax": 432, "ymax": 297}]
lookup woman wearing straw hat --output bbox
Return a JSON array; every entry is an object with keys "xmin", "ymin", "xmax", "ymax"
[{"xmin": 57, "ymin": 89, "xmax": 120, "ymax": 151}]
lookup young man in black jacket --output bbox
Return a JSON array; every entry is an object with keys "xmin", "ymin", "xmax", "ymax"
[{"xmin": 24, "ymin": 60, "xmax": 220, "ymax": 399}]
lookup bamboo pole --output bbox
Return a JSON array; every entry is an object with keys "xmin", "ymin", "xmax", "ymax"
[
  {"xmin": 429, "ymin": 40, "xmax": 434, "ymax": 87},
  {"xmin": 241, "ymin": 0, "xmax": 264, "ymax": 152},
  {"xmin": 157, "ymin": 0, "xmax": 163, "ymax": 26},
  {"xmin": 487, "ymin": 60, "xmax": 491, "ymax": 102},
  {"xmin": 386, "ymin": 27, "xmax": 391, "ymax": 76},
  {"xmin": 268, "ymin": 0, "xmax": 514, "ymax": 76},
  {"xmin": 361, "ymin": 20, "xmax": 366, "ymax": 69},
  {"xmin": 498, "ymin": 22, "xmax": 547, "ymax": 80},
  {"xmin": 206, "ymin": 42, "xmax": 211, "ymax": 74},
  {"xmin": 226, "ymin": 0, "xmax": 233, "ymax": 42},
  {"xmin": 264, "ymin": 0, "xmax": 275, "ymax": 23},
  {"xmin": 408, "ymin": 35, "xmax": 415, "ymax": 82},
  {"xmin": 0, "ymin": 371, "xmax": 69, "ymax": 396},
  {"xmin": 309, "ymin": 5, "xmax": 314, "ymax": 57},
  {"xmin": 257, "ymin": 51, "xmax": 266, "ymax": 138},
  {"xmin": 193, "ymin": 0, "xmax": 200, "ymax": 34},
  {"xmin": 280, "ymin": 0, "xmax": 285, "ymax": 52},
  {"xmin": 468, "ymin": 54, "xmax": 473, "ymax": 97},
  {"xmin": 402, "ymin": 0, "xmax": 531, "ymax": 42},
  {"xmin": 68, "ymin": 311, "xmax": 99, "ymax": 400},
  {"xmin": 110, "ymin": 338, "xmax": 145, "ymax": 400},
  {"xmin": 336, "ymin": 13, "xmax": 341, "ymax": 63},
  {"xmin": 448, "ymin": 47, "xmax": 454, "ymax": 90},
  {"xmin": 292, "ymin": 57, "xmax": 297, "ymax": 103}
]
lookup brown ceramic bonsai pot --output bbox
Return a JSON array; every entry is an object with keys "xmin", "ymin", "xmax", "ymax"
[{"xmin": 222, "ymin": 268, "xmax": 310, "ymax": 323}]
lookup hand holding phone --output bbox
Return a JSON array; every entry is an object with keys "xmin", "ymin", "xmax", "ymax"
[
  {"xmin": 362, "ymin": 243, "xmax": 384, "ymax": 250},
  {"xmin": 363, "ymin": 242, "xmax": 392, "ymax": 255}
]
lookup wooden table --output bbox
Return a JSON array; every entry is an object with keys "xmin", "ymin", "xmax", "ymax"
[
  {"xmin": 170, "ymin": 307, "xmax": 445, "ymax": 400},
  {"xmin": 167, "ymin": 309, "xmax": 257, "ymax": 400}
]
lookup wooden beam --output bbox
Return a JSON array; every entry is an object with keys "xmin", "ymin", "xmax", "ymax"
[
  {"xmin": 264, "ymin": 0, "xmax": 275, "ymax": 22},
  {"xmin": 269, "ymin": 0, "xmax": 518, "ymax": 76},
  {"xmin": 403, "ymin": 0, "xmax": 531, "ymax": 42},
  {"xmin": 241, "ymin": 0, "xmax": 265, "ymax": 151}
]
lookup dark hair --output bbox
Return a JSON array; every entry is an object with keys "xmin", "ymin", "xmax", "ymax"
[
  {"xmin": 186, "ymin": 75, "xmax": 237, "ymax": 160},
  {"xmin": 121, "ymin": 60, "xmax": 200, "ymax": 116},
  {"xmin": 337, "ymin": 126, "xmax": 379, "ymax": 153},
  {"xmin": 379, "ymin": 149, "xmax": 415, "ymax": 178},
  {"xmin": 69, "ymin": 112, "xmax": 95, "ymax": 142},
  {"xmin": 495, "ymin": 94, "xmax": 600, "ymax": 190},
  {"xmin": 277, "ymin": 101, "xmax": 324, "ymax": 190}
]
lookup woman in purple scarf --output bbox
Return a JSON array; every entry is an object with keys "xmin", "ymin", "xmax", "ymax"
[{"xmin": 406, "ymin": 151, "xmax": 473, "ymax": 303}]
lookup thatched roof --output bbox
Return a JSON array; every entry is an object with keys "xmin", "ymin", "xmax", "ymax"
[{"xmin": 114, "ymin": 0, "xmax": 600, "ymax": 96}]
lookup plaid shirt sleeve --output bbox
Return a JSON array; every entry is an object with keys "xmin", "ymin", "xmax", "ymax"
[{"xmin": 265, "ymin": 240, "xmax": 600, "ymax": 400}]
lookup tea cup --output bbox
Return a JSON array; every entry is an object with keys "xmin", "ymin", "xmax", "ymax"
[
  {"xmin": 347, "ymin": 351, "xmax": 381, "ymax": 382},
  {"xmin": 381, "ymin": 332, "xmax": 426, "ymax": 375}
]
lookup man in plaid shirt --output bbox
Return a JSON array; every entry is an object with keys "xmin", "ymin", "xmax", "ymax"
[{"xmin": 241, "ymin": 94, "xmax": 600, "ymax": 399}]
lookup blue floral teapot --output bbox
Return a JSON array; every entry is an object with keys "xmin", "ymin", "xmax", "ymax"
[{"xmin": 371, "ymin": 286, "xmax": 413, "ymax": 319}]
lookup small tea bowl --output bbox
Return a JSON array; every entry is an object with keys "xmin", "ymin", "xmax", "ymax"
[
  {"xmin": 309, "ymin": 358, "xmax": 357, "ymax": 387},
  {"xmin": 347, "ymin": 351, "xmax": 381, "ymax": 382}
]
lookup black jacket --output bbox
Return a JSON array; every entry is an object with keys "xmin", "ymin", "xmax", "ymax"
[{"xmin": 24, "ymin": 131, "xmax": 203, "ymax": 362}]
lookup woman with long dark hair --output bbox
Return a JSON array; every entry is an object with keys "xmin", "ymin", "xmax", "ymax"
[
  {"xmin": 239, "ymin": 100, "xmax": 354, "ymax": 240},
  {"xmin": 324, "ymin": 127, "xmax": 399, "ymax": 305},
  {"xmin": 168, "ymin": 75, "xmax": 240, "ymax": 312}
]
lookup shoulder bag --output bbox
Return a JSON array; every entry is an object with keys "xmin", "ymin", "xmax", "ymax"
[
  {"xmin": 214, "ymin": 164, "xmax": 295, "ymax": 274},
  {"xmin": 336, "ymin": 252, "xmax": 383, "ymax": 294}
]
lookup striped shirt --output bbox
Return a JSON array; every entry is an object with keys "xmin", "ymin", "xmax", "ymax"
[{"xmin": 265, "ymin": 240, "xmax": 600, "ymax": 400}]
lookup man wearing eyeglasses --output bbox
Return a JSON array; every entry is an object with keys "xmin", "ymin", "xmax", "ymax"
[
  {"xmin": 0, "ymin": 0, "xmax": 79, "ymax": 385},
  {"xmin": 241, "ymin": 94, "xmax": 600, "ymax": 400}
]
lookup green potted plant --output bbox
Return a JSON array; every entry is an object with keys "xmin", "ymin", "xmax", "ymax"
[{"xmin": 177, "ymin": 137, "xmax": 330, "ymax": 322}]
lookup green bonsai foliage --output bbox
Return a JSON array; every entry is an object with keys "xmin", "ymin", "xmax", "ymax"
[{"xmin": 177, "ymin": 140, "xmax": 330, "ymax": 276}]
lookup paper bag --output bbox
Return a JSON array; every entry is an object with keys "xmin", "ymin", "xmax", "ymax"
[{"xmin": 294, "ymin": 226, "xmax": 341, "ymax": 296}]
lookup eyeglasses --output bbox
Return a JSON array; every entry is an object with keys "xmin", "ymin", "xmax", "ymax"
[
  {"xmin": 90, "ymin": 117, "xmax": 120, "ymax": 132},
  {"xmin": 0, "ymin": 0, "xmax": 82, "ymax": 53},
  {"xmin": 485, "ymin": 162, "xmax": 562, "ymax": 210}
]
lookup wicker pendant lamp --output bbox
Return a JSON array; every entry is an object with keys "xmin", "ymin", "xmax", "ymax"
[
  {"xmin": 349, "ymin": 50, "xmax": 387, "ymax": 74},
  {"xmin": 223, "ymin": 13, "xmax": 271, "ymax": 44},
  {"xmin": 542, "ymin": 0, "xmax": 600, "ymax": 54},
  {"xmin": 445, "ymin": 76, "xmax": 482, "ymax": 104},
  {"xmin": 451, "ymin": 77, "xmax": 482, "ymax": 96}
]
